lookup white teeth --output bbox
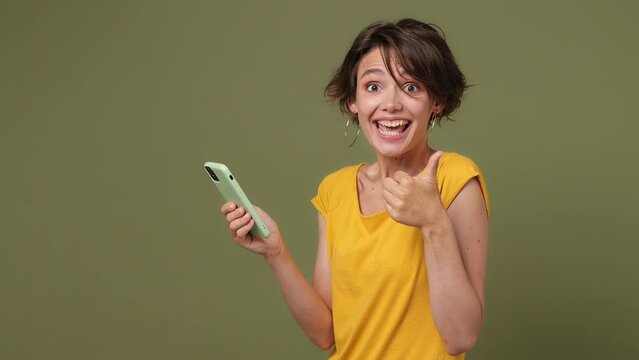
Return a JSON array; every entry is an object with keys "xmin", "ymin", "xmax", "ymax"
[
  {"xmin": 377, "ymin": 119, "xmax": 408, "ymax": 127},
  {"xmin": 379, "ymin": 128, "xmax": 402, "ymax": 136},
  {"xmin": 376, "ymin": 119, "xmax": 409, "ymax": 136}
]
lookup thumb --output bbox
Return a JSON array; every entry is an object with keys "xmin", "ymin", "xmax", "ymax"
[
  {"xmin": 254, "ymin": 206, "xmax": 278, "ymax": 232},
  {"xmin": 423, "ymin": 151, "xmax": 443, "ymax": 183}
]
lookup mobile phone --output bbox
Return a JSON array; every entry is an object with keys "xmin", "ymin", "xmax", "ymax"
[{"xmin": 204, "ymin": 162, "xmax": 270, "ymax": 238}]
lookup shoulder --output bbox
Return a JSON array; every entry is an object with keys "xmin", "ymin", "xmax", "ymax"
[
  {"xmin": 312, "ymin": 163, "xmax": 363, "ymax": 215},
  {"xmin": 438, "ymin": 152, "xmax": 482, "ymax": 176},
  {"xmin": 437, "ymin": 152, "xmax": 490, "ymax": 213},
  {"xmin": 317, "ymin": 163, "xmax": 363, "ymax": 189}
]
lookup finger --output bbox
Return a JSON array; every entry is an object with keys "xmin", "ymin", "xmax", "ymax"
[
  {"xmin": 423, "ymin": 151, "xmax": 443, "ymax": 182},
  {"xmin": 382, "ymin": 188, "xmax": 401, "ymax": 208},
  {"xmin": 229, "ymin": 211, "xmax": 252, "ymax": 231},
  {"xmin": 253, "ymin": 206, "xmax": 274, "ymax": 230},
  {"xmin": 382, "ymin": 177, "xmax": 402, "ymax": 197},
  {"xmin": 220, "ymin": 202, "xmax": 237, "ymax": 214},
  {"xmin": 392, "ymin": 170, "xmax": 412, "ymax": 185},
  {"xmin": 384, "ymin": 203, "xmax": 396, "ymax": 218},
  {"xmin": 383, "ymin": 177, "xmax": 409, "ymax": 200},
  {"xmin": 236, "ymin": 218, "xmax": 255, "ymax": 237},
  {"xmin": 226, "ymin": 206, "xmax": 245, "ymax": 222}
]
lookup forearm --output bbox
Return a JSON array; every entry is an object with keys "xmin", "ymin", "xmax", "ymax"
[
  {"xmin": 422, "ymin": 217, "xmax": 483, "ymax": 355},
  {"xmin": 265, "ymin": 243, "xmax": 334, "ymax": 350}
]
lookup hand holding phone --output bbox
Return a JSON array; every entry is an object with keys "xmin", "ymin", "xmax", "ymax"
[{"xmin": 204, "ymin": 162, "xmax": 270, "ymax": 238}]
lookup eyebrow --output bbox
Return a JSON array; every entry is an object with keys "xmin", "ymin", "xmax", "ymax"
[
  {"xmin": 360, "ymin": 67, "xmax": 411, "ymax": 80},
  {"xmin": 360, "ymin": 68, "xmax": 386, "ymax": 79}
]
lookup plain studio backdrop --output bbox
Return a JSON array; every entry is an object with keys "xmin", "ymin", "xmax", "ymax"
[{"xmin": 1, "ymin": 1, "xmax": 637, "ymax": 359}]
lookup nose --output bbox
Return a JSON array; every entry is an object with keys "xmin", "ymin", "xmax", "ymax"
[{"xmin": 381, "ymin": 85, "xmax": 403, "ymax": 112}]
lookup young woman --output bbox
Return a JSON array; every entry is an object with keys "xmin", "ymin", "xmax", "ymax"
[{"xmin": 221, "ymin": 18, "xmax": 490, "ymax": 360}]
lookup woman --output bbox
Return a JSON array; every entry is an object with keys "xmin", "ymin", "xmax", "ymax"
[{"xmin": 221, "ymin": 18, "xmax": 490, "ymax": 360}]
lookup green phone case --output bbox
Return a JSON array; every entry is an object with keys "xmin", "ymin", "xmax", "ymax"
[{"xmin": 204, "ymin": 162, "xmax": 270, "ymax": 238}]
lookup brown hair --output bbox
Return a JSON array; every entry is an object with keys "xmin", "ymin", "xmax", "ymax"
[{"xmin": 325, "ymin": 18, "xmax": 468, "ymax": 125}]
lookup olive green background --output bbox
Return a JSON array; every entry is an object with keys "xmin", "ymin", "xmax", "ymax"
[{"xmin": 1, "ymin": 0, "xmax": 637, "ymax": 359}]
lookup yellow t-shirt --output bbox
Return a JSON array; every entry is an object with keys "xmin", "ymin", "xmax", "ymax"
[{"xmin": 311, "ymin": 152, "xmax": 490, "ymax": 360}]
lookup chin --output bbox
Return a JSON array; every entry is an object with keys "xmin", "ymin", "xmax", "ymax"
[{"xmin": 371, "ymin": 142, "xmax": 411, "ymax": 158}]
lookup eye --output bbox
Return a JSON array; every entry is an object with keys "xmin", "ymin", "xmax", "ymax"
[
  {"xmin": 366, "ymin": 83, "xmax": 381, "ymax": 92},
  {"xmin": 403, "ymin": 83, "xmax": 420, "ymax": 93}
]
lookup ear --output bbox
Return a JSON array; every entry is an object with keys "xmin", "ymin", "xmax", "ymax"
[
  {"xmin": 348, "ymin": 98, "xmax": 358, "ymax": 114},
  {"xmin": 432, "ymin": 101, "xmax": 443, "ymax": 115}
]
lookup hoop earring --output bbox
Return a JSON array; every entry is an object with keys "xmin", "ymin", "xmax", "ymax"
[
  {"xmin": 427, "ymin": 121, "xmax": 435, "ymax": 143},
  {"xmin": 427, "ymin": 112, "xmax": 438, "ymax": 143},
  {"xmin": 344, "ymin": 118, "xmax": 360, "ymax": 148}
]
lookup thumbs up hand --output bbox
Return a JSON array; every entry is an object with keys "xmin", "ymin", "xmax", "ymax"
[{"xmin": 381, "ymin": 151, "xmax": 447, "ymax": 229}]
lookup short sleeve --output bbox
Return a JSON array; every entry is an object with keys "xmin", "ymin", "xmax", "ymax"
[
  {"xmin": 311, "ymin": 176, "xmax": 330, "ymax": 217},
  {"xmin": 311, "ymin": 165, "xmax": 361, "ymax": 217},
  {"xmin": 437, "ymin": 152, "xmax": 490, "ymax": 216}
]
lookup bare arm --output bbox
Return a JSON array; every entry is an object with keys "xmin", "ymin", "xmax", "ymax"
[
  {"xmin": 221, "ymin": 203, "xmax": 334, "ymax": 350},
  {"xmin": 382, "ymin": 152, "xmax": 489, "ymax": 355},
  {"xmin": 312, "ymin": 213, "xmax": 333, "ymax": 311},
  {"xmin": 421, "ymin": 178, "xmax": 489, "ymax": 355}
]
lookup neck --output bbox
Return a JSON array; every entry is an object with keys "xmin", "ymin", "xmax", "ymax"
[{"xmin": 366, "ymin": 144, "xmax": 434, "ymax": 180}]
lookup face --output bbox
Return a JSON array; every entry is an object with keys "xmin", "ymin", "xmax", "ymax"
[{"xmin": 348, "ymin": 47, "xmax": 441, "ymax": 158}]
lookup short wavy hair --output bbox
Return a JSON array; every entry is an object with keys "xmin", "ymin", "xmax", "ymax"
[{"xmin": 325, "ymin": 18, "xmax": 468, "ymax": 125}]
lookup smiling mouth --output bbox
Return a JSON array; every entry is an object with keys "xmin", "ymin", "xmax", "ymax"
[{"xmin": 374, "ymin": 119, "xmax": 411, "ymax": 136}]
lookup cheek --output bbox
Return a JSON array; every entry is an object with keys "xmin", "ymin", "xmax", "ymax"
[
  {"xmin": 358, "ymin": 97, "xmax": 379, "ymax": 115},
  {"xmin": 409, "ymin": 102, "xmax": 433, "ymax": 119}
]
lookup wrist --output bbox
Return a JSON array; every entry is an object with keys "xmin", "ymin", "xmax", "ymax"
[
  {"xmin": 420, "ymin": 212, "xmax": 454, "ymax": 241},
  {"xmin": 264, "ymin": 241, "xmax": 289, "ymax": 268}
]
